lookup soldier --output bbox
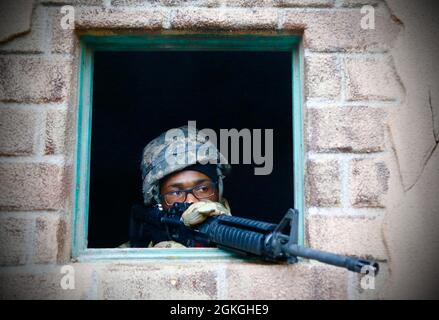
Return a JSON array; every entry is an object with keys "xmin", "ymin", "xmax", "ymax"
[{"xmin": 124, "ymin": 125, "xmax": 232, "ymax": 248}]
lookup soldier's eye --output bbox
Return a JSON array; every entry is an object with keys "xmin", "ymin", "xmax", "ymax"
[
  {"xmin": 194, "ymin": 184, "xmax": 212, "ymax": 195},
  {"xmin": 166, "ymin": 190, "xmax": 184, "ymax": 199}
]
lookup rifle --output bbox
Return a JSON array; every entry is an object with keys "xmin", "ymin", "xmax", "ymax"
[{"xmin": 130, "ymin": 202, "xmax": 379, "ymax": 275}]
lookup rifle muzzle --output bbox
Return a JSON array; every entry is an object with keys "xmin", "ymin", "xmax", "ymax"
[{"xmin": 347, "ymin": 258, "xmax": 379, "ymax": 275}]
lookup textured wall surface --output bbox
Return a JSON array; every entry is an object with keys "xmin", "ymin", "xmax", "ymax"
[{"xmin": 0, "ymin": 0, "xmax": 438, "ymax": 299}]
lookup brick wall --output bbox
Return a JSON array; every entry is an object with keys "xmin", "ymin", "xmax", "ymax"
[{"xmin": 0, "ymin": 0, "xmax": 438, "ymax": 299}]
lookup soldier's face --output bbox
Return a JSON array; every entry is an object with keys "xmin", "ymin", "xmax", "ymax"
[{"xmin": 160, "ymin": 170, "xmax": 219, "ymax": 210}]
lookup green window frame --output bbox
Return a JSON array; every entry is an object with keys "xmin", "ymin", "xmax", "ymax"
[{"xmin": 72, "ymin": 34, "xmax": 304, "ymax": 262}]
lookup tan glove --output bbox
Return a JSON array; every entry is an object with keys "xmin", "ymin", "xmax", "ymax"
[
  {"xmin": 153, "ymin": 241, "xmax": 186, "ymax": 248},
  {"xmin": 181, "ymin": 199, "xmax": 232, "ymax": 227}
]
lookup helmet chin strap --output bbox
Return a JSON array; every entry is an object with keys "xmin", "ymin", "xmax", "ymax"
[
  {"xmin": 151, "ymin": 183, "xmax": 161, "ymax": 205},
  {"xmin": 216, "ymin": 165, "xmax": 225, "ymax": 201}
]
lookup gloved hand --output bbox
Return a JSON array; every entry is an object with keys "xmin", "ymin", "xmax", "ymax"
[
  {"xmin": 153, "ymin": 241, "xmax": 186, "ymax": 248},
  {"xmin": 181, "ymin": 199, "xmax": 231, "ymax": 227}
]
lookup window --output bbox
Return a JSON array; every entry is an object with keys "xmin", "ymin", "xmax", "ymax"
[{"xmin": 73, "ymin": 34, "xmax": 304, "ymax": 261}]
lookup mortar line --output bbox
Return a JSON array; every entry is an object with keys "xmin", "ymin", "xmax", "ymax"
[
  {"xmin": 340, "ymin": 157, "xmax": 350, "ymax": 208},
  {"xmin": 0, "ymin": 102, "xmax": 68, "ymax": 110},
  {"xmin": 304, "ymin": 50, "xmax": 391, "ymax": 59},
  {"xmin": 0, "ymin": 154, "xmax": 65, "ymax": 164},
  {"xmin": 307, "ymin": 207, "xmax": 385, "ymax": 217},
  {"xmin": 306, "ymin": 100, "xmax": 400, "ymax": 108},
  {"xmin": 307, "ymin": 151, "xmax": 389, "ymax": 160}
]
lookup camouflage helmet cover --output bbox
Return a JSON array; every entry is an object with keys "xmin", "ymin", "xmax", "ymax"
[{"xmin": 141, "ymin": 125, "xmax": 231, "ymax": 205}]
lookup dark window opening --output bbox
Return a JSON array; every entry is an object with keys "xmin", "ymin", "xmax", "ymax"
[{"xmin": 89, "ymin": 51, "xmax": 293, "ymax": 248}]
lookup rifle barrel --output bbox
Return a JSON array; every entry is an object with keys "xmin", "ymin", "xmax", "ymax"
[{"xmin": 283, "ymin": 244, "xmax": 379, "ymax": 275}]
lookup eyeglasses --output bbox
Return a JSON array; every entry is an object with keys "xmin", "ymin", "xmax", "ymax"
[{"xmin": 159, "ymin": 181, "xmax": 218, "ymax": 206}]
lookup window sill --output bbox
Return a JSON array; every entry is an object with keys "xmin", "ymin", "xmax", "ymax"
[{"xmin": 74, "ymin": 248, "xmax": 248, "ymax": 263}]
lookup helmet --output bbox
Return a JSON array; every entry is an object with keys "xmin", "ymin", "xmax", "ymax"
[{"xmin": 141, "ymin": 125, "xmax": 231, "ymax": 205}]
